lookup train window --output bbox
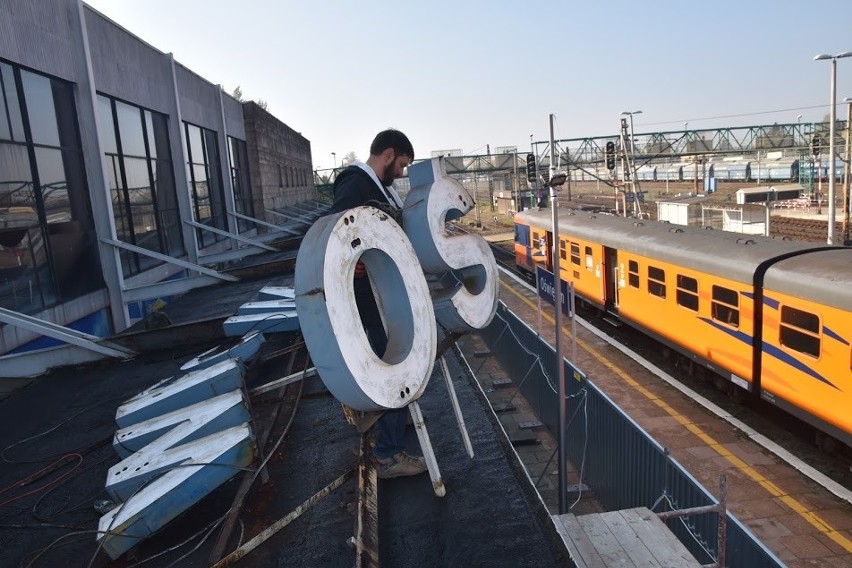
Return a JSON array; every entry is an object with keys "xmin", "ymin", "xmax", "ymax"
[
  {"xmin": 676, "ymin": 275, "xmax": 699, "ymax": 312},
  {"xmin": 570, "ymin": 242, "xmax": 580, "ymax": 266},
  {"xmin": 628, "ymin": 260, "xmax": 639, "ymax": 288},
  {"xmin": 558, "ymin": 240, "xmax": 566, "ymax": 260},
  {"xmin": 711, "ymin": 286, "xmax": 739, "ymax": 327},
  {"xmin": 779, "ymin": 305, "xmax": 820, "ymax": 358},
  {"xmin": 515, "ymin": 224, "xmax": 529, "ymax": 247},
  {"xmin": 585, "ymin": 246, "xmax": 593, "ymax": 270},
  {"xmin": 647, "ymin": 266, "xmax": 666, "ymax": 298}
]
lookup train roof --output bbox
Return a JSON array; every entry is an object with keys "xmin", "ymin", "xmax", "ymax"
[
  {"xmin": 514, "ymin": 207, "xmax": 823, "ymax": 285},
  {"xmin": 766, "ymin": 248, "xmax": 852, "ymax": 312}
]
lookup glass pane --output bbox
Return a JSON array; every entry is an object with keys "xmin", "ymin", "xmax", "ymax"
[
  {"xmin": 20, "ymin": 70, "xmax": 60, "ymax": 147},
  {"xmin": 144, "ymin": 111, "xmax": 157, "ymax": 159},
  {"xmin": 648, "ymin": 266, "xmax": 665, "ymax": 282},
  {"xmin": 780, "ymin": 305, "xmax": 819, "ymax": 333},
  {"xmin": 186, "ymin": 123, "xmax": 204, "ymax": 164},
  {"xmin": 677, "ymin": 274, "xmax": 697, "ymax": 293},
  {"xmin": 712, "ymin": 286, "xmax": 738, "ymax": 307},
  {"xmin": 0, "ymin": 75, "xmax": 9, "ymax": 141},
  {"xmin": 96, "ymin": 96, "xmax": 117, "ymax": 155},
  {"xmin": 148, "ymin": 111, "xmax": 171, "ymax": 162},
  {"xmin": 153, "ymin": 159, "xmax": 183, "ymax": 257},
  {"xmin": 0, "ymin": 142, "xmax": 36, "ymax": 218},
  {"xmin": 193, "ymin": 163, "xmax": 210, "ymax": 221},
  {"xmin": 123, "ymin": 157, "xmax": 158, "ymax": 252},
  {"xmin": 0, "ymin": 64, "xmax": 24, "ymax": 141},
  {"xmin": 115, "ymin": 101, "xmax": 146, "ymax": 157},
  {"xmin": 780, "ymin": 327, "xmax": 819, "ymax": 357},
  {"xmin": 677, "ymin": 290, "xmax": 699, "ymax": 311},
  {"xmin": 34, "ymin": 147, "xmax": 70, "ymax": 224},
  {"xmin": 0, "ymin": 227, "xmax": 51, "ymax": 312}
]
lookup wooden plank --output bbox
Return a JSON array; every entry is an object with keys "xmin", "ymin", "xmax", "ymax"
[
  {"xmin": 621, "ymin": 508, "xmax": 701, "ymax": 568},
  {"xmin": 354, "ymin": 434, "xmax": 378, "ymax": 567},
  {"xmin": 551, "ymin": 514, "xmax": 604, "ymax": 568},
  {"xmin": 577, "ymin": 514, "xmax": 638, "ymax": 567},
  {"xmin": 600, "ymin": 510, "xmax": 661, "ymax": 567}
]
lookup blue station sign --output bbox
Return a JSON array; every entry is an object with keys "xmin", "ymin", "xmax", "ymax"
[{"xmin": 535, "ymin": 266, "xmax": 572, "ymax": 317}]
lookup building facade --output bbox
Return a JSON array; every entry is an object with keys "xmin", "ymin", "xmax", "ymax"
[{"xmin": 0, "ymin": 0, "xmax": 313, "ymax": 359}]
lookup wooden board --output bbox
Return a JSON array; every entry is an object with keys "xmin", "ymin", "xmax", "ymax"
[{"xmin": 552, "ymin": 507, "xmax": 702, "ymax": 568}]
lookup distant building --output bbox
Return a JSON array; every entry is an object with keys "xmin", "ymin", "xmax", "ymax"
[{"xmin": 0, "ymin": 0, "xmax": 314, "ymax": 357}]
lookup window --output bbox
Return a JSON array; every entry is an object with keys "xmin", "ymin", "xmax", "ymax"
[
  {"xmin": 628, "ymin": 260, "xmax": 639, "ymax": 288},
  {"xmin": 0, "ymin": 62, "xmax": 101, "ymax": 314},
  {"xmin": 648, "ymin": 266, "xmax": 666, "ymax": 298},
  {"xmin": 185, "ymin": 123, "xmax": 227, "ymax": 248},
  {"xmin": 676, "ymin": 274, "xmax": 699, "ymax": 311},
  {"xmin": 99, "ymin": 95, "xmax": 183, "ymax": 277},
  {"xmin": 559, "ymin": 240, "xmax": 566, "ymax": 261},
  {"xmin": 228, "ymin": 136, "xmax": 253, "ymax": 232},
  {"xmin": 711, "ymin": 285, "xmax": 739, "ymax": 327},
  {"xmin": 780, "ymin": 305, "xmax": 820, "ymax": 358},
  {"xmin": 514, "ymin": 223, "xmax": 530, "ymax": 247},
  {"xmin": 584, "ymin": 246, "xmax": 593, "ymax": 270},
  {"xmin": 570, "ymin": 242, "xmax": 580, "ymax": 266}
]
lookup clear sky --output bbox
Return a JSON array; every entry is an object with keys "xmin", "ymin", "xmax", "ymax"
[{"xmin": 84, "ymin": 0, "xmax": 852, "ymax": 170}]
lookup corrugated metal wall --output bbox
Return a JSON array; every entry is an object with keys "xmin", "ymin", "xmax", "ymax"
[{"xmin": 480, "ymin": 303, "xmax": 784, "ymax": 567}]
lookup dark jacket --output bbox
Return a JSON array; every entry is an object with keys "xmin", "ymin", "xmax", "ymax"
[
  {"xmin": 329, "ymin": 164, "xmax": 397, "ymax": 329},
  {"xmin": 330, "ymin": 165, "xmax": 394, "ymax": 214}
]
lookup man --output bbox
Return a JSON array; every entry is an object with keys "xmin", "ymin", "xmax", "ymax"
[{"xmin": 330, "ymin": 129, "xmax": 427, "ymax": 479}]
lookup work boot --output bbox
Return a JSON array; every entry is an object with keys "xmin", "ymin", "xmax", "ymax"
[{"xmin": 375, "ymin": 452, "xmax": 427, "ymax": 479}]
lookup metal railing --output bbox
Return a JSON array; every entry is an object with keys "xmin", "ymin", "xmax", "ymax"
[{"xmin": 480, "ymin": 302, "xmax": 784, "ymax": 568}]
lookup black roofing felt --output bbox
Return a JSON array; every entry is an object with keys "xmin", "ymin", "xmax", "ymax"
[{"xmin": 0, "ymin": 267, "xmax": 567, "ymax": 567}]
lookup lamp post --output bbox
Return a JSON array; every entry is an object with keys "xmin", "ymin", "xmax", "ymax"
[
  {"xmin": 844, "ymin": 96, "xmax": 852, "ymax": 244},
  {"xmin": 331, "ymin": 152, "xmax": 337, "ymax": 168},
  {"xmin": 797, "ymin": 114, "xmax": 802, "ymax": 147},
  {"xmin": 814, "ymin": 51, "xmax": 852, "ymax": 244},
  {"xmin": 620, "ymin": 110, "xmax": 642, "ymax": 162},
  {"xmin": 621, "ymin": 110, "xmax": 643, "ymax": 215}
]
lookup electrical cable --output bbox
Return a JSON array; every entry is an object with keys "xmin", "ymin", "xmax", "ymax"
[
  {"xmin": 0, "ymin": 454, "xmax": 83, "ymax": 508},
  {"xmin": 1, "ymin": 398, "xmax": 123, "ymax": 465}
]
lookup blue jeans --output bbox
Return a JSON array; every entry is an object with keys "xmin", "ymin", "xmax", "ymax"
[{"xmin": 366, "ymin": 324, "xmax": 408, "ymax": 458}]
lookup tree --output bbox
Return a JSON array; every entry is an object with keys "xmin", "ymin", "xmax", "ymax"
[
  {"xmin": 342, "ymin": 151, "xmax": 357, "ymax": 166},
  {"xmin": 257, "ymin": 99, "xmax": 268, "ymax": 111},
  {"xmin": 231, "ymin": 85, "xmax": 243, "ymax": 102}
]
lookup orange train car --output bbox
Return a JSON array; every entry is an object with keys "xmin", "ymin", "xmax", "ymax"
[{"xmin": 514, "ymin": 208, "xmax": 852, "ymax": 448}]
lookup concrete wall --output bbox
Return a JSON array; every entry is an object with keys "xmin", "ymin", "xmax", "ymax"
[
  {"xmin": 85, "ymin": 7, "xmax": 174, "ymax": 113},
  {"xmin": 0, "ymin": 0, "xmax": 80, "ymax": 82},
  {"xmin": 243, "ymin": 102, "xmax": 315, "ymax": 216}
]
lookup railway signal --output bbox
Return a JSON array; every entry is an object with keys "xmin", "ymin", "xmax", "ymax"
[
  {"xmin": 605, "ymin": 141, "xmax": 616, "ymax": 170},
  {"xmin": 811, "ymin": 134, "xmax": 822, "ymax": 157},
  {"xmin": 526, "ymin": 153, "xmax": 536, "ymax": 183}
]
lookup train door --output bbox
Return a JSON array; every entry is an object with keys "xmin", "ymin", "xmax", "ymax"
[
  {"xmin": 603, "ymin": 246, "xmax": 619, "ymax": 312},
  {"xmin": 545, "ymin": 232, "xmax": 554, "ymax": 272}
]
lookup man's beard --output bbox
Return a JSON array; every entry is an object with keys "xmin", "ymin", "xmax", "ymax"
[{"xmin": 380, "ymin": 166, "xmax": 395, "ymax": 187}]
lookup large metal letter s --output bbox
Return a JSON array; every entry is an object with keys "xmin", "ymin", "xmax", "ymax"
[
  {"xmin": 295, "ymin": 206, "xmax": 437, "ymax": 411},
  {"xmin": 403, "ymin": 158, "xmax": 499, "ymax": 332}
]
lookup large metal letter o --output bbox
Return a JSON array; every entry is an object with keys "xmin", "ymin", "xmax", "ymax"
[{"xmin": 295, "ymin": 206, "xmax": 437, "ymax": 411}]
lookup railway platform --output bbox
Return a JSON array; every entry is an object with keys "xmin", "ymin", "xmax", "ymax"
[{"xmin": 489, "ymin": 268, "xmax": 852, "ymax": 567}]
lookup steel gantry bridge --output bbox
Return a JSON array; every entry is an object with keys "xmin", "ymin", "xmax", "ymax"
[{"xmin": 313, "ymin": 121, "xmax": 845, "ymax": 189}]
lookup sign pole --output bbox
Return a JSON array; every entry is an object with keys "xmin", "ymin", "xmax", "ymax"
[{"xmin": 549, "ymin": 113, "xmax": 568, "ymax": 515}]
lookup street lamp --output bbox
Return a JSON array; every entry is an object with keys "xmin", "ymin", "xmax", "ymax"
[
  {"xmin": 620, "ymin": 110, "xmax": 643, "ymax": 162},
  {"xmin": 621, "ymin": 110, "xmax": 643, "ymax": 214},
  {"xmin": 814, "ymin": 51, "xmax": 852, "ymax": 244},
  {"xmin": 797, "ymin": 115, "xmax": 802, "ymax": 147}
]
